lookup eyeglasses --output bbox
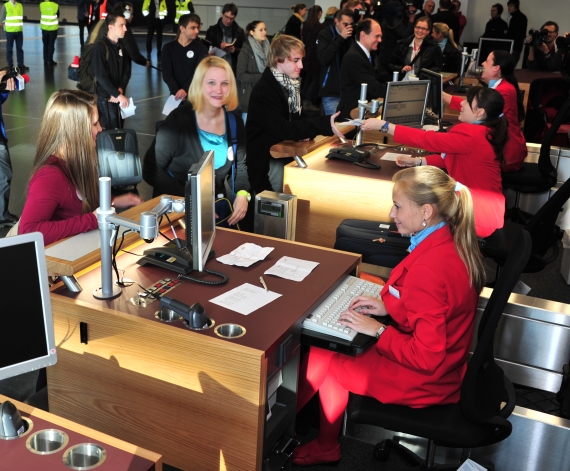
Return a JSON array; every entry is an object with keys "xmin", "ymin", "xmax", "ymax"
[
  {"xmin": 415, "ymin": 26, "xmax": 429, "ymax": 31},
  {"xmin": 223, "ymin": 14, "xmax": 236, "ymax": 22}
]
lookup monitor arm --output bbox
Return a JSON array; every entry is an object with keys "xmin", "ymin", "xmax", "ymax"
[
  {"xmin": 356, "ymin": 83, "xmax": 381, "ymax": 146},
  {"xmin": 94, "ymin": 177, "xmax": 185, "ymax": 299}
]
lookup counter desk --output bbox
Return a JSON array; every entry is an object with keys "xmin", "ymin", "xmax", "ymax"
[{"xmin": 46, "ymin": 217, "xmax": 361, "ymax": 471}]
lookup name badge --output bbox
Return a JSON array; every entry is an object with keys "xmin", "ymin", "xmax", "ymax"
[
  {"xmin": 187, "ymin": 50, "xmax": 194, "ymax": 59},
  {"xmin": 119, "ymin": 49, "xmax": 123, "ymax": 57},
  {"xmin": 388, "ymin": 285, "xmax": 400, "ymax": 299},
  {"xmin": 227, "ymin": 146, "xmax": 234, "ymax": 161}
]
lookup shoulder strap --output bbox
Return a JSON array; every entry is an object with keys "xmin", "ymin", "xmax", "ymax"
[{"xmin": 227, "ymin": 110, "xmax": 238, "ymax": 200}]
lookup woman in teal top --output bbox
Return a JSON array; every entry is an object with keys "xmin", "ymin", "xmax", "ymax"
[{"xmin": 144, "ymin": 56, "xmax": 250, "ymax": 227}]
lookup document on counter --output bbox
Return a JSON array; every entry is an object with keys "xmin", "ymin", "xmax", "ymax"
[
  {"xmin": 457, "ymin": 459, "xmax": 487, "ymax": 471},
  {"xmin": 120, "ymin": 97, "xmax": 136, "ymax": 119},
  {"xmin": 162, "ymin": 95, "xmax": 181, "ymax": 116},
  {"xmin": 381, "ymin": 152, "xmax": 410, "ymax": 161},
  {"xmin": 216, "ymin": 243, "xmax": 274, "ymax": 267},
  {"xmin": 264, "ymin": 256, "xmax": 319, "ymax": 282},
  {"xmin": 209, "ymin": 283, "xmax": 281, "ymax": 315}
]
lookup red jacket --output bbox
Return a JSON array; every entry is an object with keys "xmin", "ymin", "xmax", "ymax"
[
  {"xmin": 332, "ymin": 226, "xmax": 478, "ymax": 407},
  {"xmin": 19, "ymin": 156, "xmax": 98, "ymax": 246},
  {"xmin": 394, "ymin": 121, "xmax": 505, "ymax": 237}
]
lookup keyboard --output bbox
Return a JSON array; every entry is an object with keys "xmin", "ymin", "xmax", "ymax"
[{"xmin": 302, "ymin": 276, "xmax": 383, "ymax": 341}]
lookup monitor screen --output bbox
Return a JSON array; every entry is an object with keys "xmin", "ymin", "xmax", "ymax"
[
  {"xmin": 0, "ymin": 232, "xmax": 57, "ymax": 380},
  {"xmin": 477, "ymin": 38, "xmax": 514, "ymax": 67},
  {"xmin": 381, "ymin": 80, "xmax": 430, "ymax": 126},
  {"xmin": 185, "ymin": 150, "xmax": 215, "ymax": 272},
  {"xmin": 419, "ymin": 68, "xmax": 443, "ymax": 119}
]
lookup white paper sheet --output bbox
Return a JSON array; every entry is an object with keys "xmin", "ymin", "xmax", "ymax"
[
  {"xmin": 210, "ymin": 46, "xmax": 227, "ymax": 57},
  {"xmin": 120, "ymin": 97, "xmax": 136, "ymax": 119},
  {"xmin": 216, "ymin": 243, "xmax": 274, "ymax": 267},
  {"xmin": 457, "ymin": 459, "xmax": 487, "ymax": 471},
  {"xmin": 162, "ymin": 95, "xmax": 181, "ymax": 116},
  {"xmin": 381, "ymin": 152, "xmax": 410, "ymax": 161},
  {"xmin": 264, "ymin": 256, "xmax": 319, "ymax": 282},
  {"xmin": 209, "ymin": 283, "xmax": 282, "ymax": 315}
]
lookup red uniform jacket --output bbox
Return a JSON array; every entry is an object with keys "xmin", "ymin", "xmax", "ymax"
[
  {"xmin": 394, "ymin": 121, "xmax": 505, "ymax": 237},
  {"xmin": 332, "ymin": 226, "xmax": 478, "ymax": 407}
]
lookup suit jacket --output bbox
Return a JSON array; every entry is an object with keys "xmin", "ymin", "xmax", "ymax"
[
  {"xmin": 338, "ymin": 42, "xmax": 386, "ymax": 120},
  {"xmin": 333, "ymin": 225, "xmax": 478, "ymax": 407},
  {"xmin": 394, "ymin": 119, "xmax": 505, "ymax": 237}
]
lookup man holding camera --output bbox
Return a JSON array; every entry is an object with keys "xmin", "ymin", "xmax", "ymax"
[
  {"xmin": 316, "ymin": 8, "xmax": 354, "ymax": 115},
  {"xmin": 527, "ymin": 21, "xmax": 564, "ymax": 72}
]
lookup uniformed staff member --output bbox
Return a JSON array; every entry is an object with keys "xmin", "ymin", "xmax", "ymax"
[
  {"xmin": 142, "ymin": 0, "xmax": 167, "ymax": 62},
  {"xmin": 40, "ymin": 0, "xmax": 59, "ymax": 66},
  {"xmin": 0, "ymin": 0, "xmax": 27, "ymax": 71}
]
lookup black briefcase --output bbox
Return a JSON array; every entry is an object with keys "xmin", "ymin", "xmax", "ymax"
[
  {"xmin": 96, "ymin": 128, "xmax": 142, "ymax": 188},
  {"xmin": 334, "ymin": 219, "xmax": 410, "ymax": 269}
]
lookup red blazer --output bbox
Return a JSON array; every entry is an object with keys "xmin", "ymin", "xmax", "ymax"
[
  {"xmin": 394, "ymin": 122, "xmax": 505, "ymax": 237},
  {"xmin": 332, "ymin": 226, "xmax": 478, "ymax": 407}
]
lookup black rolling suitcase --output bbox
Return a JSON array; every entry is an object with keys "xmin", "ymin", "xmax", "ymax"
[
  {"xmin": 334, "ymin": 219, "xmax": 411, "ymax": 269},
  {"xmin": 96, "ymin": 129, "xmax": 142, "ymax": 188}
]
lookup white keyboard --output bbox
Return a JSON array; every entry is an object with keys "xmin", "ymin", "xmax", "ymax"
[{"xmin": 302, "ymin": 276, "xmax": 383, "ymax": 341}]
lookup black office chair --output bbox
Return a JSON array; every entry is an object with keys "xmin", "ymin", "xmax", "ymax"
[
  {"xmin": 502, "ymin": 95, "xmax": 570, "ymax": 224},
  {"xmin": 347, "ymin": 230, "xmax": 531, "ymax": 471},
  {"xmin": 480, "ymin": 175, "xmax": 570, "ymax": 284}
]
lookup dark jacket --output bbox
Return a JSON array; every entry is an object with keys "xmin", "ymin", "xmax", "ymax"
[
  {"xmin": 507, "ymin": 9, "xmax": 528, "ymax": 52},
  {"xmin": 338, "ymin": 42, "xmax": 387, "ymax": 121},
  {"xmin": 316, "ymin": 24, "xmax": 351, "ymax": 98},
  {"xmin": 378, "ymin": 17, "xmax": 413, "ymax": 68},
  {"xmin": 122, "ymin": 28, "xmax": 147, "ymax": 66},
  {"xmin": 482, "ymin": 17, "xmax": 508, "ymax": 39},
  {"xmin": 236, "ymin": 38, "xmax": 265, "ymax": 112},
  {"xmin": 143, "ymin": 104, "xmax": 249, "ymax": 198},
  {"xmin": 205, "ymin": 18, "xmax": 245, "ymax": 73},
  {"xmin": 441, "ymin": 40, "xmax": 462, "ymax": 74},
  {"xmin": 387, "ymin": 35, "xmax": 443, "ymax": 78},
  {"xmin": 527, "ymin": 37, "xmax": 565, "ymax": 72},
  {"xmin": 430, "ymin": 10, "xmax": 460, "ymax": 40},
  {"xmin": 76, "ymin": 0, "xmax": 88, "ymax": 21},
  {"xmin": 284, "ymin": 14, "xmax": 302, "ymax": 39},
  {"xmin": 245, "ymin": 67, "xmax": 332, "ymax": 194},
  {"xmin": 161, "ymin": 39, "xmax": 208, "ymax": 96},
  {"xmin": 92, "ymin": 36, "xmax": 131, "ymax": 99}
]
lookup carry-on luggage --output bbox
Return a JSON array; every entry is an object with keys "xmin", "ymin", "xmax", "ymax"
[
  {"xmin": 334, "ymin": 219, "xmax": 410, "ymax": 269},
  {"xmin": 96, "ymin": 128, "xmax": 142, "ymax": 188}
]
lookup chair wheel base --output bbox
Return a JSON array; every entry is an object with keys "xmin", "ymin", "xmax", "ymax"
[{"xmin": 373, "ymin": 441, "xmax": 391, "ymax": 462}]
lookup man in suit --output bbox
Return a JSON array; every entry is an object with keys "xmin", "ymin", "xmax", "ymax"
[
  {"xmin": 338, "ymin": 18, "xmax": 386, "ymax": 121},
  {"xmin": 430, "ymin": 0, "xmax": 460, "ymax": 42}
]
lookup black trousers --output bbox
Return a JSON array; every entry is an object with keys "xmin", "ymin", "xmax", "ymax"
[
  {"xmin": 42, "ymin": 30, "xmax": 57, "ymax": 63},
  {"xmin": 146, "ymin": 17, "xmax": 163, "ymax": 57},
  {"xmin": 78, "ymin": 18, "xmax": 89, "ymax": 47}
]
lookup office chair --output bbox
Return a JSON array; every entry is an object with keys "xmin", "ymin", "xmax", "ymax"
[
  {"xmin": 480, "ymin": 175, "xmax": 570, "ymax": 284},
  {"xmin": 502, "ymin": 95, "xmax": 570, "ymax": 224},
  {"xmin": 347, "ymin": 230, "xmax": 531, "ymax": 471}
]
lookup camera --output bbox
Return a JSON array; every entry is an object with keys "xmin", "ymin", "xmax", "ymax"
[
  {"xmin": 528, "ymin": 28, "xmax": 549, "ymax": 47},
  {"xmin": 0, "ymin": 69, "xmax": 25, "ymax": 91}
]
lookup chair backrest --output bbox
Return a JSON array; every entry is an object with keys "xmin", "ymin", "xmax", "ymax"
[
  {"xmin": 525, "ymin": 176, "xmax": 570, "ymax": 257},
  {"xmin": 460, "ymin": 230, "xmax": 531, "ymax": 429},
  {"xmin": 538, "ymin": 95, "xmax": 570, "ymax": 176}
]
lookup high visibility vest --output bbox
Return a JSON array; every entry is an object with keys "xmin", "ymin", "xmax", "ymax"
[
  {"xmin": 142, "ymin": 0, "xmax": 167, "ymax": 20},
  {"xmin": 39, "ymin": 1, "xmax": 59, "ymax": 31},
  {"xmin": 100, "ymin": 0, "xmax": 107, "ymax": 19},
  {"xmin": 174, "ymin": 0, "xmax": 192, "ymax": 24},
  {"xmin": 4, "ymin": 2, "xmax": 24, "ymax": 33}
]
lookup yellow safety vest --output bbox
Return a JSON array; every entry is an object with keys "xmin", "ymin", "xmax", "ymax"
[
  {"xmin": 174, "ymin": 0, "xmax": 192, "ymax": 24},
  {"xmin": 4, "ymin": 2, "xmax": 24, "ymax": 33},
  {"xmin": 142, "ymin": 0, "xmax": 167, "ymax": 20},
  {"xmin": 39, "ymin": 1, "xmax": 59, "ymax": 31}
]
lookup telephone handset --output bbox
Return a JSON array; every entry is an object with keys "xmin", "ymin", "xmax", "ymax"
[{"xmin": 326, "ymin": 146, "xmax": 380, "ymax": 170}]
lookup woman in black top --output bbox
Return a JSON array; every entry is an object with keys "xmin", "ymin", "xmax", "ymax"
[
  {"xmin": 431, "ymin": 22, "xmax": 462, "ymax": 74},
  {"xmin": 284, "ymin": 3, "xmax": 307, "ymax": 39}
]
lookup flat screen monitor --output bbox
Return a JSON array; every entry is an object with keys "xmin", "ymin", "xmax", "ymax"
[
  {"xmin": 0, "ymin": 232, "xmax": 57, "ymax": 380},
  {"xmin": 185, "ymin": 150, "xmax": 215, "ymax": 272},
  {"xmin": 419, "ymin": 68, "xmax": 443, "ymax": 124},
  {"xmin": 381, "ymin": 80, "xmax": 430, "ymax": 127},
  {"xmin": 477, "ymin": 38, "xmax": 514, "ymax": 67}
]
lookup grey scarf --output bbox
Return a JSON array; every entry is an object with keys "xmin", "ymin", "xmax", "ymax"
[
  {"xmin": 271, "ymin": 68, "xmax": 301, "ymax": 114},
  {"xmin": 248, "ymin": 35, "xmax": 269, "ymax": 73}
]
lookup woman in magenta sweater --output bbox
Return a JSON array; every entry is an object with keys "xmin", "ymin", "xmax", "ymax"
[
  {"xmin": 360, "ymin": 86, "xmax": 507, "ymax": 238},
  {"xmin": 19, "ymin": 90, "xmax": 141, "ymax": 246}
]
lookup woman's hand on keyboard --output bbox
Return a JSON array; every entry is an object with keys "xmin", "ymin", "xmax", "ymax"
[
  {"xmin": 339, "ymin": 309, "xmax": 385, "ymax": 337},
  {"xmin": 349, "ymin": 295, "xmax": 387, "ymax": 316}
]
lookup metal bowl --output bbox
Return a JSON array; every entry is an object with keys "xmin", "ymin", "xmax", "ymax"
[
  {"xmin": 26, "ymin": 429, "xmax": 69, "ymax": 454},
  {"xmin": 63, "ymin": 443, "xmax": 107, "ymax": 470},
  {"xmin": 214, "ymin": 323, "xmax": 246, "ymax": 339}
]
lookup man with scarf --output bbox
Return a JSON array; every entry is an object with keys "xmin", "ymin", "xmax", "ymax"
[
  {"xmin": 245, "ymin": 35, "xmax": 341, "ymax": 197},
  {"xmin": 205, "ymin": 3, "xmax": 244, "ymax": 75}
]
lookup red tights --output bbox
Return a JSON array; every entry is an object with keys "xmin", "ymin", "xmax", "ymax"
[{"xmin": 296, "ymin": 347, "xmax": 349, "ymax": 451}]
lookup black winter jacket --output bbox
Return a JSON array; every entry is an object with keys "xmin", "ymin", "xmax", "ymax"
[
  {"xmin": 387, "ymin": 35, "xmax": 442, "ymax": 79},
  {"xmin": 316, "ymin": 25, "xmax": 351, "ymax": 98},
  {"xmin": 205, "ymin": 18, "xmax": 245, "ymax": 73}
]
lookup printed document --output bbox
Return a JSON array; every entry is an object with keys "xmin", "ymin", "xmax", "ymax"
[
  {"xmin": 216, "ymin": 243, "xmax": 274, "ymax": 267},
  {"xmin": 264, "ymin": 256, "xmax": 319, "ymax": 282},
  {"xmin": 209, "ymin": 283, "xmax": 282, "ymax": 315}
]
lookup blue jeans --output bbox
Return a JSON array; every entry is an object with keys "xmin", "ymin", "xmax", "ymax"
[
  {"xmin": 6, "ymin": 31, "xmax": 24, "ymax": 67},
  {"xmin": 322, "ymin": 96, "xmax": 341, "ymax": 116},
  {"xmin": 0, "ymin": 142, "xmax": 12, "ymax": 220}
]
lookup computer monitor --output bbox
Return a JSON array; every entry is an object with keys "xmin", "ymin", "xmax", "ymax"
[
  {"xmin": 381, "ymin": 80, "xmax": 430, "ymax": 127},
  {"xmin": 0, "ymin": 232, "xmax": 57, "ymax": 381},
  {"xmin": 477, "ymin": 38, "xmax": 514, "ymax": 68},
  {"xmin": 185, "ymin": 150, "xmax": 216, "ymax": 272},
  {"xmin": 419, "ymin": 69, "xmax": 444, "ymax": 127}
]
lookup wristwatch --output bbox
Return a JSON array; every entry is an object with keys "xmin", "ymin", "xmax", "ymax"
[
  {"xmin": 375, "ymin": 325, "xmax": 388, "ymax": 339},
  {"xmin": 236, "ymin": 190, "xmax": 251, "ymax": 202},
  {"xmin": 380, "ymin": 121, "xmax": 390, "ymax": 133}
]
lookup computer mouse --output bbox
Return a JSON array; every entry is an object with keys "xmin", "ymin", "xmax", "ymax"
[
  {"xmin": 189, "ymin": 302, "xmax": 209, "ymax": 329},
  {"xmin": 0, "ymin": 401, "xmax": 25, "ymax": 438}
]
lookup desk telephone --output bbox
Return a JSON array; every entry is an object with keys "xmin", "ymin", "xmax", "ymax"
[{"xmin": 326, "ymin": 145, "xmax": 380, "ymax": 170}]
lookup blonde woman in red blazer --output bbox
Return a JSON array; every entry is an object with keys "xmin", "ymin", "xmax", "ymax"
[{"xmin": 293, "ymin": 167, "xmax": 485, "ymax": 467}]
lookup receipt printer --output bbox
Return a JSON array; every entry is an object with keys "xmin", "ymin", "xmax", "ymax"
[{"xmin": 254, "ymin": 191, "xmax": 297, "ymax": 240}]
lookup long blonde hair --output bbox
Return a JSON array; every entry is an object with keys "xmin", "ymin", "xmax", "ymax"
[
  {"xmin": 31, "ymin": 90, "xmax": 99, "ymax": 213},
  {"xmin": 432, "ymin": 22, "xmax": 458, "ymax": 49},
  {"xmin": 188, "ymin": 56, "xmax": 239, "ymax": 114},
  {"xmin": 393, "ymin": 167, "xmax": 485, "ymax": 293}
]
